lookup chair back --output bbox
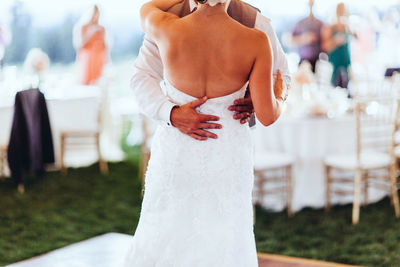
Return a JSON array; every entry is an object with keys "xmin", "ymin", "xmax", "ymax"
[
  {"xmin": 391, "ymin": 99, "xmax": 400, "ymax": 155},
  {"xmin": 355, "ymin": 96, "xmax": 396, "ymax": 164},
  {"xmin": 350, "ymin": 79, "xmax": 395, "ymax": 99}
]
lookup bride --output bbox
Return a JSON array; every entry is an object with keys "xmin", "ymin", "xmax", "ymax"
[{"xmin": 125, "ymin": 0, "xmax": 285, "ymax": 266}]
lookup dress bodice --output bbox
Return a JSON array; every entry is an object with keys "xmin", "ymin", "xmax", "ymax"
[{"xmin": 161, "ymin": 79, "xmax": 248, "ymax": 128}]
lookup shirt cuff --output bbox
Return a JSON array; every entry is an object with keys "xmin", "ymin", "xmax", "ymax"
[{"xmin": 159, "ymin": 100, "xmax": 178, "ymax": 127}]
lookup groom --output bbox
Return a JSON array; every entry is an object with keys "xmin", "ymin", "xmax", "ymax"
[{"xmin": 131, "ymin": 0, "xmax": 290, "ymax": 140}]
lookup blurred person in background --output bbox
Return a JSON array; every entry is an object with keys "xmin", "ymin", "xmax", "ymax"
[
  {"xmin": 378, "ymin": 8, "xmax": 400, "ymax": 71},
  {"xmin": 322, "ymin": 2, "xmax": 354, "ymax": 89},
  {"xmin": 0, "ymin": 21, "xmax": 11, "ymax": 70},
  {"xmin": 73, "ymin": 5, "xmax": 108, "ymax": 85},
  {"xmin": 291, "ymin": 0, "xmax": 323, "ymax": 73},
  {"xmin": 350, "ymin": 9, "xmax": 379, "ymax": 66}
]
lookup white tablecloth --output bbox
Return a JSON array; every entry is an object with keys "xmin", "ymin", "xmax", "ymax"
[{"xmin": 253, "ymin": 114, "xmax": 388, "ymax": 212}]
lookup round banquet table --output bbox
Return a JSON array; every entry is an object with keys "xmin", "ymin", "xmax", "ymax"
[{"xmin": 253, "ymin": 113, "xmax": 388, "ymax": 213}]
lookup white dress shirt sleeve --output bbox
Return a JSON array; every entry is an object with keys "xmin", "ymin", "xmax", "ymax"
[
  {"xmin": 255, "ymin": 13, "xmax": 291, "ymax": 87},
  {"xmin": 130, "ymin": 35, "xmax": 177, "ymax": 126}
]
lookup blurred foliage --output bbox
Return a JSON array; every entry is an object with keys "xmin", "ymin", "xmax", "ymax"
[
  {"xmin": 4, "ymin": 1, "xmax": 32, "ymax": 64},
  {"xmin": 110, "ymin": 32, "xmax": 144, "ymax": 62},
  {"xmin": 33, "ymin": 15, "xmax": 77, "ymax": 64},
  {"xmin": 3, "ymin": 1, "xmax": 144, "ymax": 65}
]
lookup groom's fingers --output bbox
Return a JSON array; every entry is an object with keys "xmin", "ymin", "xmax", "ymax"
[
  {"xmin": 198, "ymin": 114, "xmax": 220, "ymax": 122},
  {"xmin": 189, "ymin": 96, "xmax": 208, "ymax": 108},
  {"xmin": 240, "ymin": 117, "xmax": 251, "ymax": 124},
  {"xmin": 232, "ymin": 97, "xmax": 253, "ymax": 106},
  {"xmin": 233, "ymin": 112, "xmax": 251, "ymax": 120},
  {"xmin": 189, "ymin": 133, "xmax": 208, "ymax": 141},
  {"xmin": 198, "ymin": 123, "xmax": 222, "ymax": 129},
  {"xmin": 229, "ymin": 105, "xmax": 253, "ymax": 112},
  {"xmin": 193, "ymin": 129, "xmax": 218, "ymax": 139}
]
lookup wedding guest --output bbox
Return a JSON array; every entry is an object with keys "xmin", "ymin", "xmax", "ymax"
[
  {"xmin": 350, "ymin": 10, "xmax": 379, "ymax": 66},
  {"xmin": 0, "ymin": 21, "xmax": 11, "ymax": 70},
  {"xmin": 291, "ymin": 0, "xmax": 323, "ymax": 72},
  {"xmin": 23, "ymin": 48, "xmax": 50, "ymax": 86},
  {"xmin": 73, "ymin": 5, "xmax": 108, "ymax": 85},
  {"xmin": 322, "ymin": 2, "xmax": 354, "ymax": 88},
  {"xmin": 378, "ymin": 8, "xmax": 400, "ymax": 71}
]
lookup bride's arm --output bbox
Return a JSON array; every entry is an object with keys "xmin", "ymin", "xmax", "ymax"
[
  {"xmin": 249, "ymin": 31, "xmax": 283, "ymax": 126},
  {"xmin": 140, "ymin": 0, "xmax": 183, "ymax": 40}
]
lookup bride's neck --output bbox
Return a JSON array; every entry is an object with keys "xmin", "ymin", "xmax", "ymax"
[{"xmin": 196, "ymin": 3, "xmax": 227, "ymax": 17}]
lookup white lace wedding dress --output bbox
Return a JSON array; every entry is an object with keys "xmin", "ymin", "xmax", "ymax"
[{"xmin": 124, "ymin": 80, "xmax": 258, "ymax": 267}]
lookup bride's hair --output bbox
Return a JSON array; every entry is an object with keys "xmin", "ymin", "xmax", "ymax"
[{"xmin": 196, "ymin": 0, "xmax": 227, "ymax": 7}]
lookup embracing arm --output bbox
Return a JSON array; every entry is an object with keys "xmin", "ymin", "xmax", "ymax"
[
  {"xmin": 249, "ymin": 32, "xmax": 282, "ymax": 126},
  {"xmin": 140, "ymin": 0, "xmax": 183, "ymax": 40},
  {"xmin": 230, "ymin": 13, "xmax": 289, "ymax": 123},
  {"xmin": 131, "ymin": 35, "xmax": 177, "ymax": 124},
  {"xmin": 255, "ymin": 14, "xmax": 291, "ymax": 89}
]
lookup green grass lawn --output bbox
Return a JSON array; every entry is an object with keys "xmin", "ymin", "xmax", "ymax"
[{"xmin": 1, "ymin": 159, "xmax": 400, "ymax": 266}]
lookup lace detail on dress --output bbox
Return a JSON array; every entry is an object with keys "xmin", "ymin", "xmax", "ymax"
[{"xmin": 124, "ymin": 81, "xmax": 257, "ymax": 267}]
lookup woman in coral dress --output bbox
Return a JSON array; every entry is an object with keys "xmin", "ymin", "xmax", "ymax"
[{"xmin": 74, "ymin": 5, "xmax": 108, "ymax": 85}]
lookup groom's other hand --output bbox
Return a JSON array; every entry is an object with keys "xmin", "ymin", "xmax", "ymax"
[
  {"xmin": 170, "ymin": 97, "xmax": 222, "ymax": 141},
  {"xmin": 228, "ymin": 93, "xmax": 254, "ymax": 124}
]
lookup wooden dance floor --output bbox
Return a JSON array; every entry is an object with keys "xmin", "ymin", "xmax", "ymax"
[{"xmin": 8, "ymin": 233, "xmax": 359, "ymax": 267}]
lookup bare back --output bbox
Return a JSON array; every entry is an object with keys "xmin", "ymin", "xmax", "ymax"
[
  {"xmin": 158, "ymin": 11, "xmax": 265, "ymax": 98},
  {"xmin": 141, "ymin": 1, "xmax": 278, "ymax": 126}
]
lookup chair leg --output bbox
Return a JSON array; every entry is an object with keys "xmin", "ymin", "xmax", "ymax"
[
  {"xmin": 363, "ymin": 171, "xmax": 369, "ymax": 206},
  {"xmin": 17, "ymin": 183, "xmax": 25, "ymax": 194},
  {"xmin": 325, "ymin": 165, "xmax": 331, "ymax": 212},
  {"xmin": 352, "ymin": 168, "xmax": 362, "ymax": 225},
  {"xmin": 142, "ymin": 152, "xmax": 150, "ymax": 180},
  {"xmin": 60, "ymin": 134, "xmax": 67, "ymax": 175},
  {"xmin": 286, "ymin": 165, "xmax": 294, "ymax": 217},
  {"xmin": 138, "ymin": 151, "xmax": 144, "ymax": 183},
  {"xmin": 390, "ymin": 163, "xmax": 400, "ymax": 218},
  {"xmin": 96, "ymin": 135, "xmax": 108, "ymax": 175},
  {"xmin": 252, "ymin": 202, "xmax": 256, "ymax": 226},
  {"xmin": 0, "ymin": 149, "xmax": 5, "ymax": 179},
  {"xmin": 139, "ymin": 151, "xmax": 150, "ymax": 197},
  {"xmin": 257, "ymin": 173, "xmax": 266, "ymax": 207}
]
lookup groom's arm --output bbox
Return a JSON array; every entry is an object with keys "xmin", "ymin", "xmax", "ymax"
[
  {"xmin": 255, "ymin": 14, "xmax": 291, "ymax": 87},
  {"xmin": 131, "ymin": 35, "xmax": 176, "ymax": 125},
  {"xmin": 229, "ymin": 13, "xmax": 291, "ymax": 123}
]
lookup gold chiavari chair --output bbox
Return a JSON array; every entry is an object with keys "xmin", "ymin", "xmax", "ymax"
[
  {"xmin": 324, "ymin": 96, "xmax": 400, "ymax": 224},
  {"xmin": 60, "ymin": 131, "xmax": 108, "ymax": 175},
  {"xmin": 392, "ymin": 98, "xmax": 400, "ymax": 189},
  {"xmin": 138, "ymin": 115, "xmax": 152, "ymax": 194},
  {"xmin": 253, "ymin": 152, "xmax": 295, "ymax": 217},
  {"xmin": 60, "ymin": 95, "xmax": 108, "ymax": 175},
  {"xmin": 0, "ymin": 144, "xmax": 7, "ymax": 179}
]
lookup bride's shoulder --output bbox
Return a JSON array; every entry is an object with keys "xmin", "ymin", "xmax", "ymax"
[
  {"xmin": 244, "ymin": 28, "xmax": 271, "ymax": 55},
  {"xmin": 244, "ymin": 27, "xmax": 269, "ymax": 44}
]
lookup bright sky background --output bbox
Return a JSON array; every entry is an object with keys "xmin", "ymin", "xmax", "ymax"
[{"xmin": 0, "ymin": 0, "xmax": 399, "ymax": 29}]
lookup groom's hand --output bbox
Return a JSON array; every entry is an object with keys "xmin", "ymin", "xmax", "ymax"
[
  {"xmin": 228, "ymin": 93, "xmax": 254, "ymax": 124},
  {"xmin": 170, "ymin": 97, "xmax": 222, "ymax": 141}
]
